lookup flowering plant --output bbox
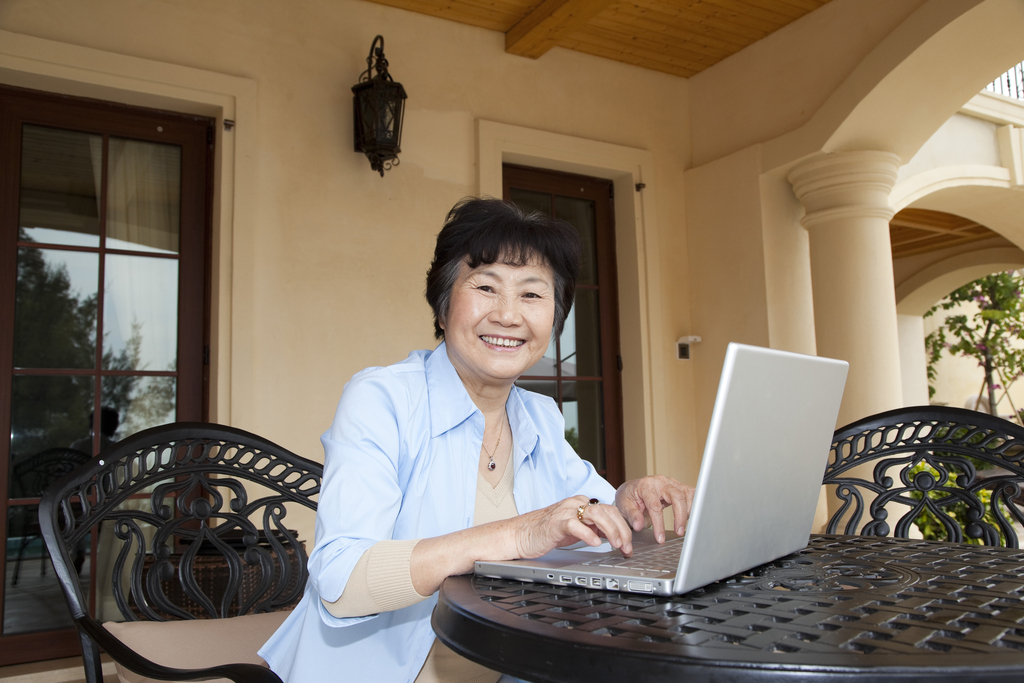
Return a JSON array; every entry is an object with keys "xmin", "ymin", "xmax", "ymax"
[{"xmin": 925, "ymin": 271, "xmax": 1024, "ymax": 420}]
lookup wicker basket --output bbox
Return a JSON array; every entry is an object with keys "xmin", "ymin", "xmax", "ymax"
[{"xmin": 135, "ymin": 534, "xmax": 305, "ymax": 619}]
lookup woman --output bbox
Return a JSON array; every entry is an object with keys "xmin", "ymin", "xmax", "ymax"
[{"xmin": 260, "ymin": 198, "xmax": 693, "ymax": 682}]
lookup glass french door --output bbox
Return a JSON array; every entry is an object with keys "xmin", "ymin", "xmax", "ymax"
[
  {"xmin": 503, "ymin": 165, "xmax": 624, "ymax": 485},
  {"xmin": 0, "ymin": 85, "xmax": 212, "ymax": 665}
]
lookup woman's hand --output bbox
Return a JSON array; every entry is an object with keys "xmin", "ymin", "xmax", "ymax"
[
  {"xmin": 615, "ymin": 475, "xmax": 695, "ymax": 543},
  {"xmin": 410, "ymin": 496, "xmax": 633, "ymax": 595},
  {"xmin": 512, "ymin": 495, "xmax": 635, "ymax": 559}
]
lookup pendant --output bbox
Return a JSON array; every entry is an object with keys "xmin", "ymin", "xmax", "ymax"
[{"xmin": 487, "ymin": 460, "xmax": 496, "ymax": 471}]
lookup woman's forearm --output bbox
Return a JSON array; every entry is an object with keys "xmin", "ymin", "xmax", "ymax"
[
  {"xmin": 409, "ymin": 518, "xmax": 520, "ymax": 596},
  {"xmin": 409, "ymin": 496, "xmax": 630, "ymax": 596}
]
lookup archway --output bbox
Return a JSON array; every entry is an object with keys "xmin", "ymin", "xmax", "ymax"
[{"xmin": 781, "ymin": 0, "xmax": 1024, "ymax": 429}]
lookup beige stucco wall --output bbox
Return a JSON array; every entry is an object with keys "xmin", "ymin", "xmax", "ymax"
[
  {"xmin": 0, "ymin": 0, "xmax": 696, "ymax": 542},
  {"xmin": 688, "ymin": 0, "xmax": 930, "ymax": 169},
  {"xmin": 682, "ymin": 0, "xmax": 1024, "ymax": 447},
  {"xmin": 6, "ymin": 0, "xmax": 1024, "ymax": 550}
]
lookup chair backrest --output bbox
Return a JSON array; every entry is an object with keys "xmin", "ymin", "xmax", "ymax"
[
  {"xmin": 12, "ymin": 447, "xmax": 91, "ymax": 498},
  {"xmin": 39, "ymin": 422, "xmax": 322, "ymax": 626},
  {"xmin": 825, "ymin": 406, "xmax": 1024, "ymax": 547}
]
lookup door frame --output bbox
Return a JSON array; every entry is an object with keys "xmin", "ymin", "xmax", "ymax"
[
  {"xmin": 503, "ymin": 163, "xmax": 625, "ymax": 485},
  {"xmin": 0, "ymin": 28, "xmax": 257, "ymax": 427},
  {"xmin": 478, "ymin": 120, "xmax": 672, "ymax": 483},
  {"xmin": 0, "ymin": 84, "xmax": 213, "ymax": 666}
]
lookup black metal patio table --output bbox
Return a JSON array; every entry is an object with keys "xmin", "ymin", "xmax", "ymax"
[{"xmin": 431, "ymin": 535, "xmax": 1024, "ymax": 682}]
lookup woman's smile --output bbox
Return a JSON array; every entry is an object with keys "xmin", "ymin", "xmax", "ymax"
[{"xmin": 480, "ymin": 335, "xmax": 525, "ymax": 349}]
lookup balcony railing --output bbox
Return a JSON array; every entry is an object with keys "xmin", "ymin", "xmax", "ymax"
[{"xmin": 987, "ymin": 61, "xmax": 1024, "ymax": 99}]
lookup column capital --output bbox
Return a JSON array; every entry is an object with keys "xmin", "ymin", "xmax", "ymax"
[{"xmin": 788, "ymin": 151, "xmax": 902, "ymax": 229}]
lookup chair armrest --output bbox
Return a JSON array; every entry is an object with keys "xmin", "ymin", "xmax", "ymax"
[{"xmin": 76, "ymin": 614, "xmax": 283, "ymax": 683}]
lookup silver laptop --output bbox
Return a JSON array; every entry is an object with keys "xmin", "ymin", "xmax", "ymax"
[{"xmin": 475, "ymin": 342, "xmax": 849, "ymax": 596}]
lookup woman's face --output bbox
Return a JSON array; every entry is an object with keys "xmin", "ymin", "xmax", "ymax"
[{"xmin": 441, "ymin": 258, "xmax": 556, "ymax": 396}]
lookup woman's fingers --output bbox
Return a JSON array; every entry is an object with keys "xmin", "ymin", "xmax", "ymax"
[
  {"xmin": 513, "ymin": 496, "xmax": 590, "ymax": 557},
  {"xmin": 667, "ymin": 485, "xmax": 695, "ymax": 536},
  {"xmin": 578, "ymin": 500, "xmax": 633, "ymax": 555},
  {"xmin": 615, "ymin": 476, "xmax": 696, "ymax": 543},
  {"xmin": 513, "ymin": 496, "xmax": 637, "ymax": 559}
]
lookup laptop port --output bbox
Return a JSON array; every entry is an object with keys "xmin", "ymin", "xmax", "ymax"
[
  {"xmin": 546, "ymin": 574, "xmax": 555, "ymax": 579},
  {"xmin": 627, "ymin": 580, "xmax": 654, "ymax": 593},
  {"xmin": 590, "ymin": 577, "xmax": 602, "ymax": 588},
  {"xmin": 606, "ymin": 579, "xmax": 619, "ymax": 590},
  {"xmin": 559, "ymin": 575, "xmax": 572, "ymax": 583},
  {"xmin": 575, "ymin": 576, "xmax": 588, "ymax": 586}
]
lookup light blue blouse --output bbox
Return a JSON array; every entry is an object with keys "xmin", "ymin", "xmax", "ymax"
[{"xmin": 259, "ymin": 343, "xmax": 616, "ymax": 682}]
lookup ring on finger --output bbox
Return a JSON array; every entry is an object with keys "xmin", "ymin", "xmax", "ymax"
[{"xmin": 576, "ymin": 498, "xmax": 601, "ymax": 525}]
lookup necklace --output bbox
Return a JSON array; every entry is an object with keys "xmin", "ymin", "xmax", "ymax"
[{"xmin": 482, "ymin": 416, "xmax": 505, "ymax": 472}]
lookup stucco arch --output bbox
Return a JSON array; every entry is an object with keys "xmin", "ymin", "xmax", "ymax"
[
  {"xmin": 765, "ymin": 0, "xmax": 1024, "ymax": 171},
  {"xmin": 904, "ymin": 182, "xmax": 1024, "ymax": 249},
  {"xmin": 896, "ymin": 247, "xmax": 1024, "ymax": 316},
  {"xmin": 891, "ymin": 165, "xmax": 1010, "ymax": 212}
]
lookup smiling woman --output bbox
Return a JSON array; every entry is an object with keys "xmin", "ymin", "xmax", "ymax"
[{"xmin": 257, "ymin": 197, "xmax": 694, "ymax": 683}]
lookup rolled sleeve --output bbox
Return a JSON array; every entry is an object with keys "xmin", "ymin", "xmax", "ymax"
[
  {"xmin": 316, "ymin": 594, "xmax": 380, "ymax": 628},
  {"xmin": 306, "ymin": 369, "xmax": 409, "ymax": 609}
]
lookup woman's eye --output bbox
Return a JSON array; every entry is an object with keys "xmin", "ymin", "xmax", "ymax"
[
  {"xmin": 523, "ymin": 292, "xmax": 540, "ymax": 299},
  {"xmin": 477, "ymin": 285, "xmax": 493, "ymax": 292}
]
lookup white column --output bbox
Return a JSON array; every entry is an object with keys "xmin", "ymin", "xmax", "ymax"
[
  {"xmin": 897, "ymin": 314, "xmax": 930, "ymax": 406},
  {"xmin": 789, "ymin": 151, "xmax": 904, "ymax": 428}
]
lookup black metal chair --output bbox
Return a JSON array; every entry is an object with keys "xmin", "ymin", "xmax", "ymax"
[
  {"xmin": 39, "ymin": 423, "xmax": 322, "ymax": 683},
  {"xmin": 825, "ymin": 406, "xmax": 1024, "ymax": 547}
]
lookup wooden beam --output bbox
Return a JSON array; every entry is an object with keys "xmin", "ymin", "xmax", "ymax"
[{"xmin": 506, "ymin": 0, "xmax": 615, "ymax": 59}]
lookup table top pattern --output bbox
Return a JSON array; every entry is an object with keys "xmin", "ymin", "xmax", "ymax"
[{"xmin": 434, "ymin": 535, "xmax": 1024, "ymax": 682}]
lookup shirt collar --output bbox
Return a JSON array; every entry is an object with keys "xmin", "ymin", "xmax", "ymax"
[
  {"xmin": 507, "ymin": 386, "xmax": 540, "ymax": 464},
  {"xmin": 425, "ymin": 342, "xmax": 479, "ymax": 438},
  {"xmin": 425, "ymin": 343, "xmax": 541, "ymax": 460}
]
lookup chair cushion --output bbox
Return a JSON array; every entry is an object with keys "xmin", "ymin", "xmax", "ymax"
[{"xmin": 104, "ymin": 610, "xmax": 289, "ymax": 683}]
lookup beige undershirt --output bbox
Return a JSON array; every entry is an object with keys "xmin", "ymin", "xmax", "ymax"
[{"xmin": 323, "ymin": 458, "xmax": 519, "ymax": 683}]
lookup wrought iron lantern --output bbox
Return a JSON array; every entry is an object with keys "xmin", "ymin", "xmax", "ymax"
[{"xmin": 352, "ymin": 35, "xmax": 406, "ymax": 176}]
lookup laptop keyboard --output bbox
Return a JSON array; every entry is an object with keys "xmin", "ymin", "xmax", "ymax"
[{"xmin": 580, "ymin": 536, "xmax": 684, "ymax": 573}]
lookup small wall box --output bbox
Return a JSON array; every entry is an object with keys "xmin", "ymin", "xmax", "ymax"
[{"xmin": 676, "ymin": 336, "xmax": 701, "ymax": 360}]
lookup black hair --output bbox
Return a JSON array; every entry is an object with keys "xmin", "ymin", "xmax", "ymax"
[{"xmin": 425, "ymin": 197, "xmax": 581, "ymax": 340}]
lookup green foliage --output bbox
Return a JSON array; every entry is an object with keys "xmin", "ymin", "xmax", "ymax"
[
  {"xmin": 910, "ymin": 462, "xmax": 1006, "ymax": 546},
  {"xmin": 11, "ymin": 238, "xmax": 98, "ymax": 458},
  {"xmin": 564, "ymin": 426, "xmax": 579, "ymax": 452},
  {"xmin": 10, "ymin": 233, "xmax": 174, "ymax": 460},
  {"xmin": 924, "ymin": 271, "xmax": 1024, "ymax": 416}
]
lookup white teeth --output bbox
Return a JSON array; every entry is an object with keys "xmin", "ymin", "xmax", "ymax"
[{"xmin": 482, "ymin": 336, "xmax": 524, "ymax": 348}]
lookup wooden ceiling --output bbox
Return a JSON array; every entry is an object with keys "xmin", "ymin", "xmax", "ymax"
[
  {"xmin": 362, "ymin": 0, "xmax": 832, "ymax": 78},
  {"xmin": 362, "ymin": 0, "xmax": 998, "ymax": 261},
  {"xmin": 890, "ymin": 208, "xmax": 998, "ymax": 260}
]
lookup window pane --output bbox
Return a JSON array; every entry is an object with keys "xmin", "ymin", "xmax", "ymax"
[
  {"xmin": 523, "ymin": 334, "xmax": 557, "ymax": 378},
  {"xmin": 515, "ymin": 379, "xmax": 557, "ymax": 403},
  {"xmin": 102, "ymin": 254, "xmax": 178, "ymax": 372},
  {"xmin": 560, "ymin": 289, "xmax": 601, "ymax": 378},
  {"xmin": 103, "ymin": 375, "xmax": 176, "ymax": 441},
  {"xmin": 554, "ymin": 196, "xmax": 597, "ymax": 286},
  {"xmin": 4, "ymin": 504, "xmax": 88, "ymax": 634},
  {"xmin": 561, "ymin": 381, "xmax": 604, "ymax": 470},
  {"xmin": 14, "ymin": 247, "xmax": 99, "ymax": 370},
  {"xmin": 106, "ymin": 138, "xmax": 181, "ymax": 254},
  {"xmin": 9, "ymin": 375, "xmax": 95, "ymax": 488},
  {"xmin": 508, "ymin": 188, "xmax": 551, "ymax": 217},
  {"xmin": 19, "ymin": 125, "xmax": 102, "ymax": 248}
]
